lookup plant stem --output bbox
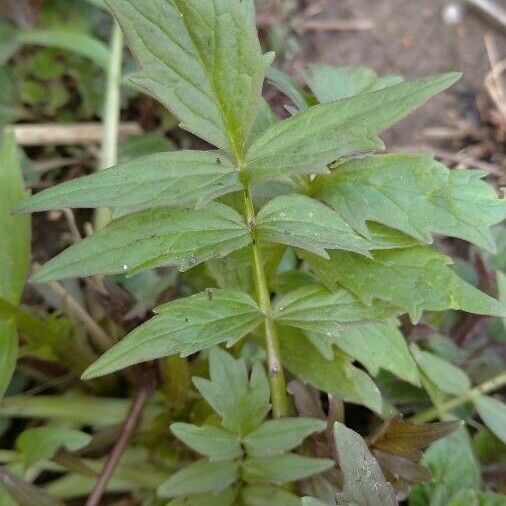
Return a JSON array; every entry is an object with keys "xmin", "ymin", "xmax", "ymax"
[
  {"xmin": 94, "ymin": 21, "xmax": 123, "ymax": 231},
  {"xmin": 243, "ymin": 186, "xmax": 289, "ymax": 418},
  {"xmin": 411, "ymin": 371, "xmax": 506, "ymax": 423}
]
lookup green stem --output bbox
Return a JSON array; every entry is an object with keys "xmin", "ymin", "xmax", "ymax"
[
  {"xmin": 243, "ymin": 186, "xmax": 288, "ymax": 418},
  {"xmin": 411, "ymin": 371, "xmax": 506, "ymax": 423},
  {"xmin": 94, "ymin": 21, "xmax": 123, "ymax": 231}
]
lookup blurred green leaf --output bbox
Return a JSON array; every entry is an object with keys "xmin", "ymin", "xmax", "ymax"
[
  {"xmin": 242, "ymin": 484, "xmax": 301, "ymax": 506},
  {"xmin": 16, "ymin": 427, "xmax": 91, "ymax": 467},
  {"xmin": 474, "ymin": 395, "xmax": 506, "ymax": 444},
  {"xmin": 409, "ymin": 427, "xmax": 481, "ymax": 506},
  {"xmin": 411, "ymin": 344, "xmax": 470, "ymax": 396}
]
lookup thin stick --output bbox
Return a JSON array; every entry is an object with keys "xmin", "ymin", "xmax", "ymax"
[
  {"xmin": 95, "ymin": 21, "xmax": 124, "ymax": 231},
  {"xmin": 85, "ymin": 373, "xmax": 156, "ymax": 506},
  {"xmin": 6, "ymin": 123, "xmax": 141, "ymax": 147},
  {"xmin": 33, "ymin": 264, "xmax": 113, "ymax": 352},
  {"xmin": 411, "ymin": 371, "xmax": 506, "ymax": 423},
  {"xmin": 466, "ymin": 0, "xmax": 506, "ymax": 29},
  {"xmin": 63, "ymin": 209, "xmax": 82, "ymax": 244}
]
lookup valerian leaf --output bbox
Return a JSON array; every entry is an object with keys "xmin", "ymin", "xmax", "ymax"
[
  {"xmin": 157, "ymin": 459, "xmax": 239, "ymax": 498},
  {"xmin": 410, "ymin": 344, "xmax": 471, "ymax": 396},
  {"xmin": 306, "ymin": 320, "xmax": 420, "ymax": 386},
  {"xmin": 243, "ymin": 418, "xmax": 327, "ymax": 457},
  {"xmin": 193, "ymin": 348, "xmax": 270, "ymax": 435},
  {"xmin": 244, "ymin": 73, "xmax": 460, "ymax": 182},
  {"xmin": 33, "ymin": 203, "xmax": 251, "ymax": 282},
  {"xmin": 107, "ymin": 0, "xmax": 273, "ymax": 155},
  {"xmin": 333, "ymin": 422, "xmax": 397, "ymax": 506},
  {"xmin": 279, "ymin": 328, "xmax": 382, "ymax": 413},
  {"xmin": 306, "ymin": 64, "xmax": 403, "ymax": 103},
  {"xmin": 242, "ymin": 454, "xmax": 333, "ymax": 485},
  {"xmin": 82, "ymin": 291, "xmax": 263, "ymax": 379},
  {"xmin": 301, "ymin": 248, "xmax": 506, "ymax": 323},
  {"xmin": 170, "ymin": 423, "xmax": 242, "ymax": 461},
  {"xmin": 313, "ymin": 154, "xmax": 506, "ymax": 253},
  {"xmin": 474, "ymin": 395, "xmax": 506, "ymax": 444},
  {"xmin": 274, "ymin": 285, "xmax": 397, "ymax": 335},
  {"xmin": 16, "ymin": 152, "xmax": 242, "ymax": 214},
  {"xmin": 16, "ymin": 428, "xmax": 91, "ymax": 467},
  {"xmin": 256, "ymin": 195, "xmax": 372, "ymax": 258},
  {"xmin": 0, "ymin": 134, "xmax": 30, "ymax": 399}
]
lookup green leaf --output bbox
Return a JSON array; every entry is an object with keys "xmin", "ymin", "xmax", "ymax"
[
  {"xmin": 242, "ymin": 454, "xmax": 333, "ymax": 485},
  {"xmin": 266, "ymin": 67, "xmax": 308, "ymax": 112},
  {"xmin": 301, "ymin": 248, "xmax": 506, "ymax": 323},
  {"xmin": 302, "ymin": 499, "xmax": 327, "ymax": 506},
  {"xmin": 274, "ymin": 285, "xmax": 396, "ymax": 336},
  {"xmin": 409, "ymin": 427, "xmax": 481, "ymax": 506},
  {"xmin": 0, "ymin": 323, "xmax": 17, "ymax": 401},
  {"xmin": 307, "ymin": 320, "xmax": 419, "ymax": 386},
  {"xmin": 0, "ymin": 466, "xmax": 64, "ymax": 506},
  {"xmin": 256, "ymin": 195, "xmax": 372, "ymax": 258},
  {"xmin": 306, "ymin": 64, "xmax": 403, "ymax": 103},
  {"xmin": 0, "ymin": 135, "xmax": 30, "ymax": 399},
  {"xmin": 410, "ymin": 344, "xmax": 470, "ymax": 396},
  {"xmin": 498, "ymin": 271, "xmax": 506, "ymax": 332},
  {"xmin": 18, "ymin": 30, "xmax": 110, "ymax": 70},
  {"xmin": 33, "ymin": 202, "xmax": 251, "ymax": 282},
  {"xmin": 16, "ymin": 152, "xmax": 242, "ymax": 215},
  {"xmin": 193, "ymin": 349, "xmax": 270, "ymax": 435},
  {"xmin": 333, "ymin": 422, "xmax": 397, "ymax": 506},
  {"xmin": 448, "ymin": 490, "xmax": 506, "ymax": 506},
  {"xmin": 242, "ymin": 484, "xmax": 302, "ymax": 506},
  {"xmin": 243, "ymin": 418, "xmax": 327, "ymax": 457},
  {"xmin": 0, "ymin": 135, "xmax": 30, "ymax": 308},
  {"xmin": 313, "ymin": 154, "xmax": 506, "ymax": 253},
  {"xmin": 107, "ymin": 0, "xmax": 273, "ymax": 155},
  {"xmin": 166, "ymin": 487, "xmax": 238, "ymax": 506},
  {"xmin": 244, "ymin": 73, "xmax": 460, "ymax": 182},
  {"xmin": 170, "ymin": 423, "xmax": 242, "ymax": 461},
  {"xmin": 16, "ymin": 427, "xmax": 91, "ymax": 467},
  {"xmin": 158, "ymin": 460, "xmax": 238, "ymax": 498},
  {"xmin": 279, "ymin": 328, "xmax": 382, "ymax": 413},
  {"xmin": 474, "ymin": 395, "xmax": 506, "ymax": 444},
  {"xmin": 83, "ymin": 290, "xmax": 263, "ymax": 379}
]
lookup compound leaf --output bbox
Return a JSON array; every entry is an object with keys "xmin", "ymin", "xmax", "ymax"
[
  {"xmin": 83, "ymin": 290, "xmax": 263, "ymax": 379},
  {"xmin": 107, "ymin": 0, "xmax": 272, "ymax": 155},
  {"xmin": 193, "ymin": 348, "xmax": 270, "ymax": 435},
  {"xmin": 243, "ymin": 418, "xmax": 327, "ymax": 457},
  {"xmin": 314, "ymin": 154, "xmax": 506, "ymax": 253},
  {"xmin": 256, "ymin": 194, "xmax": 372, "ymax": 258},
  {"xmin": 245, "ymin": 73, "xmax": 460, "ymax": 182},
  {"xmin": 33, "ymin": 202, "xmax": 251, "ymax": 282},
  {"xmin": 16, "ymin": 152, "xmax": 242, "ymax": 215}
]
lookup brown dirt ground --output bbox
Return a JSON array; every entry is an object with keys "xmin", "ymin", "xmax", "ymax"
[{"xmin": 293, "ymin": 0, "xmax": 506, "ymax": 145}]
